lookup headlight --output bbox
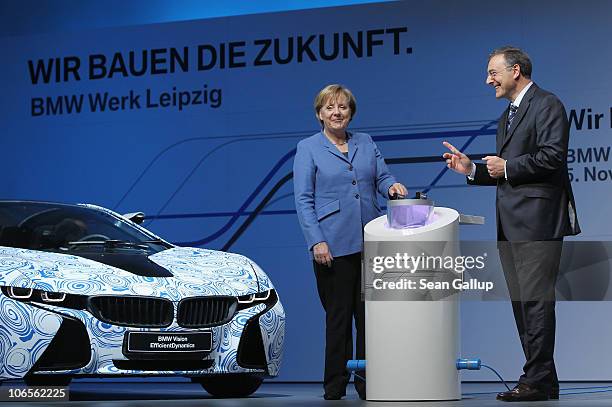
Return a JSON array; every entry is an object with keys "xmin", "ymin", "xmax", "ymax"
[
  {"xmin": 41, "ymin": 291, "xmax": 67, "ymax": 302},
  {"xmin": 236, "ymin": 289, "xmax": 276, "ymax": 311},
  {"xmin": 6, "ymin": 287, "xmax": 33, "ymax": 299},
  {"xmin": 1, "ymin": 286, "xmax": 87, "ymax": 309},
  {"xmin": 237, "ymin": 290, "xmax": 270, "ymax": 304}
]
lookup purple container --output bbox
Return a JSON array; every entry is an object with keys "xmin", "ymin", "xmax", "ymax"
[{"xmin": 386, "ymin": 199, "xmax": 434, "ymax": 229}]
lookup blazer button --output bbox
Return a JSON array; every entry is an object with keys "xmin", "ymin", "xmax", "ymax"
[
  {"xmin": 355, "ymin": 194, "xmax": 360, "ymax": 199},
  {"xmin": 352, "ymin": 180, "xmax": 356, "ymax": 185},
  {"xmin": 349, "ymin": 165, "xmax": 353, "ymax": 171}
]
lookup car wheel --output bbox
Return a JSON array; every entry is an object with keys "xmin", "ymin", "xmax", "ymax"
[
  {"xmin": 196, "ymin": 374, "xmax": 263, "ymax": 397},
  {"xmin": 24, "ymin": 375, "xmax": 72, "ymax": 387}
]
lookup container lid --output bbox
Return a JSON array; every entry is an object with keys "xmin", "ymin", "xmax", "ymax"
[{"xmin": 387, "ymin": 198, "xmax": 434, "ymax": 207}]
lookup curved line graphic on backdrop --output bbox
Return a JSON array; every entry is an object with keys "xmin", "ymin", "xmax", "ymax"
[
  {"xmin": 120, "ymin": 121, "xmax": 498, "ymax": 247},
  {"xmin": 184, "ymin": 121, "xmax": 497, "ymax": 250},
  {"xmin": 146, "ymin": 138, "xmax": 269, "ymax": 228},
  {"xmin": 220, "ymin": 172, "xmax": 294, "ymax": 251},
  {"xmin": 262, "ymin": 192, "xmax": 295, "ymax": 210},
  {"xmin": 114, "ymin": 120, "xmax": 493, "ymax": 212},
  {"xmin": 114, "ymin": 137, "xmax": 205, "ymax": 211},
  {"xmin": 113, "ymin": 132, "xmax": 311, "ymax": 212},
  {"xmin": 177, "ymin": 149, "xmax": 297, "ymax": 247}
]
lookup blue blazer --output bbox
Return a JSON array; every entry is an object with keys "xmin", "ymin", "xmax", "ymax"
[{"xmin": 293, "ymin": 131, "xmax": 396, "ymax": 257}]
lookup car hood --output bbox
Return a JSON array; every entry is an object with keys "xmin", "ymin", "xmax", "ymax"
[{"xmin": 0, "ymin": 246, "xmax": 267, "ymax": 300}]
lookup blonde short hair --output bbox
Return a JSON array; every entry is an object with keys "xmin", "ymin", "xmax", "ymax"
[{"xmin": 313, "ymin": 84, "xmax": 357, "ymax": 126}]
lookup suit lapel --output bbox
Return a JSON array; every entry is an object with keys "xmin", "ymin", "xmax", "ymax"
[
  {"xmin": 500, "ymin": 84, "xmax": 537, "ymax": 152},
  {"xmin": 348, "ymin": 134, "xmax": 358, "ymax": 163},
  {"xmin": 496, "ymin": 106, "xmax": 509, "ymax": 154},
  {"xmin": 319, "ymin": 131, "xmax": 350, "ymax": 162}
]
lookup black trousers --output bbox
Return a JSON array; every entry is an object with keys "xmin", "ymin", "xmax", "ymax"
[
  {"xmin": 498, "ymin": 239, "xmax": 563, "ymax": 393},
  {"xmin": 313, "ymin": 252, "xmax": 365, "ymax": 397}
]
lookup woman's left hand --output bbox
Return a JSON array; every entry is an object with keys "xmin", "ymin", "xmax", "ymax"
[{"xmin": 388, "ymin": 183, "xmax": 408, "ymax": 198}]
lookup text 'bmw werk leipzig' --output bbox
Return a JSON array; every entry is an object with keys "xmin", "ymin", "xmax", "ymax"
[{"xmin": 26, "ymin": 27, "xmax": 412, "ymax": 117}]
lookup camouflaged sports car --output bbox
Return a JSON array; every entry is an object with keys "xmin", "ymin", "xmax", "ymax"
[{"xmin": 0, "ymin": 201, "xmax": 285, "ymax": 397}]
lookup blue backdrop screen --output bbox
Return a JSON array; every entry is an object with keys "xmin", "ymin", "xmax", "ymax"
[{"xmin": 1, "ymin": 1, "xmax": 611, "ymax": 380}]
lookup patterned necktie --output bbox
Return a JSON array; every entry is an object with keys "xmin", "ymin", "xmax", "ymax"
[{"xmin": 506, "ymin": 104, "xmax": 518, "ymax": 132}]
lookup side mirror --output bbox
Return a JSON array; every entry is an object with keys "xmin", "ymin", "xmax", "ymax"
[{"xmin": 123, "ymin": 212, "xmax": 146, "ymax": 225}]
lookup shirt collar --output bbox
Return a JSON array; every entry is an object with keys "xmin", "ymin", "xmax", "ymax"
[{"xmin": 512, "ymin": 81, "xmax": 533, "ymax": 108}]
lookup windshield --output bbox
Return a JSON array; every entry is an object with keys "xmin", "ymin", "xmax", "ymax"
[{"xmin": 0, "ymin": 202, "xmax": 170, "ymax": 253}]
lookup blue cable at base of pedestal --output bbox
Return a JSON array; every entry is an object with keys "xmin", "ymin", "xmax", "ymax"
[{"xmin": 346, "ymin": 359, "xmax": 366, "ymax": 371}]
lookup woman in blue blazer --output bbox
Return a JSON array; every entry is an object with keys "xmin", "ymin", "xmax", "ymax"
[{"xmin": 293, "ymin": 84, "xmax": 407, "ymax": 400}]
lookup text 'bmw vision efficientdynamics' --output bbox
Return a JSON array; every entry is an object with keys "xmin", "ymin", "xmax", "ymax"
[{"xmin": 0, "ymin": 201, "xmax": 285, "ymax": 397}]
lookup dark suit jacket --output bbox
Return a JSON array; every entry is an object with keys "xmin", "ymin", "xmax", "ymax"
[{"xmin": 469, "ymin": 83, "xmax": 580, "ymax": 241}]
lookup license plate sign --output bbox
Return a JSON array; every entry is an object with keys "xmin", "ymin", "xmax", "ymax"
[{"xmin": 127, "ymin": 332, "xmax": 212, "ymax": 353}]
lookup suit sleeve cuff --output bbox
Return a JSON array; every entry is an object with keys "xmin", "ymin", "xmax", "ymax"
[
  {"xmin": 381, "ymin": 179, "xmax": 396, "ymax": 198},
  {"xmin": 306, "ymin": 232, "xmax": 326, "ymax": 252},
  {"xmin": 504, "ymin": 159, "xmax": 508, "ymax": 180},
  {"xmin": 467, "ymin": 163, "xmax": 476, "ymax": 181},
  {"xmin": 309, "ymin": 241, "xmax": 324, "ymax": 252}
]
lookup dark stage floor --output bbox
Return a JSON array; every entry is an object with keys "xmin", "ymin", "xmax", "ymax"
[{"xmin": 1, "ymin": 379, "xmax": 611, "ymax": 406}]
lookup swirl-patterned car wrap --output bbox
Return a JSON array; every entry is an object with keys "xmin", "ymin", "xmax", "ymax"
[
  {"xmin": 0, "ymin": 246, "xmax": 262, "ymax": 299},
  {"xmin": 0, "ymin": 297, "xmax": 62, "ymax": 379},
  {"xmin": 259, "ymin": 301, "xmax": 285, "ymax": 376},
  {"xmin": 0, "ymin": 202, "xmax": 284, "ymax": 383}
]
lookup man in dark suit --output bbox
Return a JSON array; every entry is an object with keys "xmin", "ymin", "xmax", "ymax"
[{"xmin": 443, "ymin": 46, "xmax": 580, "ymax": 401}]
